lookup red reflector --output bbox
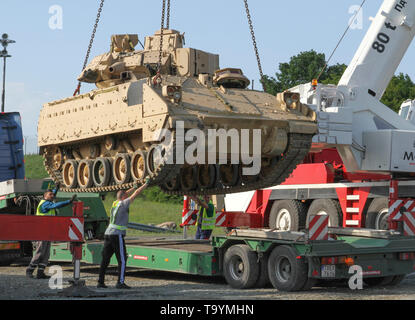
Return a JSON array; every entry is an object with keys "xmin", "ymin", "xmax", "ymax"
[
  {"xmin": 312, "ymin": 269, "xmax": 318, "ymax": 276},
  {"xmin": 399, "ymin": 253, "xmax": 415, "ymax": 260},
  {"xmin": 212, "ymin": 257, "xmax": 217, "ymax": 263},
  {"xmin": 296, "ymin": 256, "xmax": 302, "ymax": 260}
]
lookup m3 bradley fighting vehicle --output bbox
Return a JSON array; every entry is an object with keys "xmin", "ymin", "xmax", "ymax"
[{"xmin": 37, "ymin": 29, "xmax": 317, "ymax": 195}]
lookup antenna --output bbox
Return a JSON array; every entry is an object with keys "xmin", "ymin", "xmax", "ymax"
[{"xmin": 0, "ymin": 33, "xmax": 16, "ymax": 113}]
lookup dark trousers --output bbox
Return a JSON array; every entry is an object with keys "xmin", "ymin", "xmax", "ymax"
[
  {"xmin": 195, "ymin": 225, "xmax": 213, "ymax": 240},
  {"xmin": 26, "ymin": 241, "xmax": 51, "ymax": 274},
  {"xmin": 98, "ymin": 235, "xmax": 128, "ymax": 284}
]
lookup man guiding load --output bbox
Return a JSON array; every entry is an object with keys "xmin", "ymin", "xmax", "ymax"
[
  {"xmin": 189, "ymin": 195, "xmax": 216, "ymax": 240},
  {"xmin": 97, "ymin": 179, "xmax": 150, "ymax": 289},
  {"xmin": 26, "ymin": 183, "xmax": 77, "ymax": 279}
]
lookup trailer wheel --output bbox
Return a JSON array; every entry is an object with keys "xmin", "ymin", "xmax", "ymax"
[
  {"xmin": 268, "ymin": 245, "xmax": 308, "ymax": 292},
  {"xmin": 269, "ymin": 200, "xmax": 307, "ymax": 231},
  {"xmin": 223, "ymin": 244, "xmax": 259, "ymax": 289},
  {"xmin": 255, "ymin": 252, "xmax": 271, "ymax": 288},
  {"xmin": 306, "ymin": 199, "xmax": 342, "ymax": 228},
  {"xmin": 365, "ymin": 198, "xmax": 389, "ymax": 230}
]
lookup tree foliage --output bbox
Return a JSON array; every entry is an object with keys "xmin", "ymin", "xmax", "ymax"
[
  {"xmin": 381, "ymin": 73, "xmax": 415, "ymax": 113},
  {"xmin": 262, "ymin": 50, "xmax": 346, "ymax": 95},
  {"xmin": 263, "ymin": 50, "xmax": 415, "ymax": 112}
]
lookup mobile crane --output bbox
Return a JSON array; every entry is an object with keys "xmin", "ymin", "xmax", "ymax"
[{"xmin": 224, "ymin": 0, "xmax": 415, "ymax": 232}]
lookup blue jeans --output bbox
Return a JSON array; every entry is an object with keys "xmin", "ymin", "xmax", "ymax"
[{"xmin": 195, "ymin": 225, "xmax": 213, "ymax": 240}]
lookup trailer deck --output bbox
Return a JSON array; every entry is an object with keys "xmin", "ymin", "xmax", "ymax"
[{"xmin": 48, "ymin": 228, "xmax": 415, "ymax": 291}]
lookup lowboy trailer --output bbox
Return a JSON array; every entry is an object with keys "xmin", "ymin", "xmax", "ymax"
[{"xmin": 48, "ymin": 226, "xmax": 415, "ymax": 292}]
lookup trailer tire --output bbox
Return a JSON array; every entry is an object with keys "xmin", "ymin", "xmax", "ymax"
[
  {"xmin": 306, "ymin": 199, "xmax": 342, "ymax": 228},
  {"xmin": 268, "ymin": 245, "xmax": 308, "ymax": 292},
  {"xmin": 255, "ymin": 252, "xmax": 271, "ymax": 288},
  {"xmin": 268, "ymin": 200, "xmax": 307, "ymax": 231},
  {"xmin": 365, "ymin": 198, "xmax": 389, "ymax": 230},
  {"xmin": 223, "ymin": 244, "xmax": 259, "ymax": 289}
]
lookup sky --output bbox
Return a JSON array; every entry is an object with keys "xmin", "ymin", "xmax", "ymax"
[{"xmin": 1, "ymin": 0, "xmax": 415, "ymax": 153}]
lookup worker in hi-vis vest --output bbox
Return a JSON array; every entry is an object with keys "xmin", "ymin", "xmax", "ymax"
[
  {"xmin": 26, "ymin": 184, "xmax": 77, "ymax": 279},
  {"xmin": 97, "ymin": 179, "xmax": 150, "ymax": 289},
  {"xmin": 189, "ymin": 195, "xmax": 215, "ymax": 240}
]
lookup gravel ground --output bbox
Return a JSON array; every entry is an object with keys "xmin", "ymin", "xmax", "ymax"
[{"xmin": 2, "ymin": 258, "xmax": 415, "ymax": 300}]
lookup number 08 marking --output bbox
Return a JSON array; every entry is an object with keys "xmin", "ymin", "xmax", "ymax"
[{"xmin": 372, "ymin": 32, "xmax": 390, "ymax": 53}]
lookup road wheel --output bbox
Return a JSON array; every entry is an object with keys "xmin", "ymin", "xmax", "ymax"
[
  {"xmin": 197, "ymin": 165, "xmax": 216, "ymax": 189},
  {"xmin": 268, "ymin": 200, "xmax": 307, "ymax": 231},
  {"xmin": 113, "ymin": 153, "xmax": 132, "ymax": 185},
  {"xmin": 131, "ymin": 150, "xmax": 147, "ymax": 182},
  {"xmin": 306, "ymin": 199, "xmax": 342, "ymax": 228},
  {"xmin": 365, "ymin": 198, "xmax": 389, "ymax": 230},
  {"xmin": 180, "ymin": 166, "xmax": 197, "ymax": 192},
  {"xmin": 146, "ymin": 144, "xmax": 166, "ymax": 177},
  {"xmin": 62, "ymin": 160, "xmax": 79, "ymax": 188},
  {"xmin": 92, "ymin": 158, "xmax": 111, "ymax": 187},
  {"xmin": 77, "ymin": 159, "xmax": 94, "ymax": 189},
  {"xmin": 223, "ymin": 244, "xmax": 259, "ymax": 289},
  {"xmin": 268, "ymin": 245, "xmax": 308, "ymax": 292},
  {"xmin": 219, "ymin": 164, "xmax": 239, "ymax": 187}
]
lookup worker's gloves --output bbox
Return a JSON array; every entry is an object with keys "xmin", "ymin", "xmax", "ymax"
[{"xmin": 70, "ymin": 194, "xmax": 78, "ymax": 203}]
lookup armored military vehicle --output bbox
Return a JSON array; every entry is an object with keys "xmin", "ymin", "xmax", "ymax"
[{"xmin": 38, "ymin": 29, "xmax": 317, "ymax": 195}]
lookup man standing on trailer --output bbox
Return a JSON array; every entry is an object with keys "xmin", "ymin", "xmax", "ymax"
[
  {"xmin": 97, "ymin": 179, "xmax": 150, "ymax": 289},
  {"xmin": 189, "ymin": 195, "xmax": 215, "ymax": 240},
  {"xmin": 26, "ymin": 184, "xmax": 77, "ymax": 279}
]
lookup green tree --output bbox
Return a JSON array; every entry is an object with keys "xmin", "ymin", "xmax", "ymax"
[
  {"xmin": 381, "ymin": 73, "xmax": 415, "ymax": 112},
  {"xmin": 262, "ymin": 50, "xmax": 346, "ymax": 95}
]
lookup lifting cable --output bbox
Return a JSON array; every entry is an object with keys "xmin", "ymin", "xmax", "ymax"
[
  {"xmin": 73, "ymin": 0, "xmax": 105, "ymax": 96},
  {"xmin": 166, "ymin": 0, "xmax": 171, "ymax": 29},
  {"xmin": 315, "ymin": 0, "xmax": 366, "ymax": 82},
  {"xmin": 243, "ymin": 0, "xmax": 265, "ymax": 91},
  {"xmin": 155, "ymin": 0, "xmax": 172, "ymax": 83}
]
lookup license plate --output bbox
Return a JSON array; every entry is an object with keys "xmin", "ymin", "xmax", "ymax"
[{"xmin": 321, "ymin": 265, "xmax": 336, "ymax": 278}]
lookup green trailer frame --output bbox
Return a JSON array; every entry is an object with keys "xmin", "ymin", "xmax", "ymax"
[{"xmin": 48, "ymin": 227, "xmax": 415, "ymax": 291}]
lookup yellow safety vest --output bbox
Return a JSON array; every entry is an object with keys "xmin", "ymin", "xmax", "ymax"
[
  {"xmin": 196, "ymin": 201, "xmax": 215, "ymax": 231},
  {"xmin": 36, "ymin": 200, "xmax": 56, "ymax": 216},
  {"xmin": 108, "ymin": 201, "xmax": 127, "ymax": 231}
]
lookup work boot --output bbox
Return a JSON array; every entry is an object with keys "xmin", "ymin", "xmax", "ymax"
[
  {"xmin": 116, "ymin": 282, "xmax": 131, "ymax": 289},
  {"xmin": 26, "ymin": 269, "xmax": 34, "ymax": 279},
  {"xmin": 36, "ymin": 270, "xmax": 50, "ymax": 279},
  {"xmin": 97, "ymin": 282, "xmax": 108, "ymax": 289}
]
